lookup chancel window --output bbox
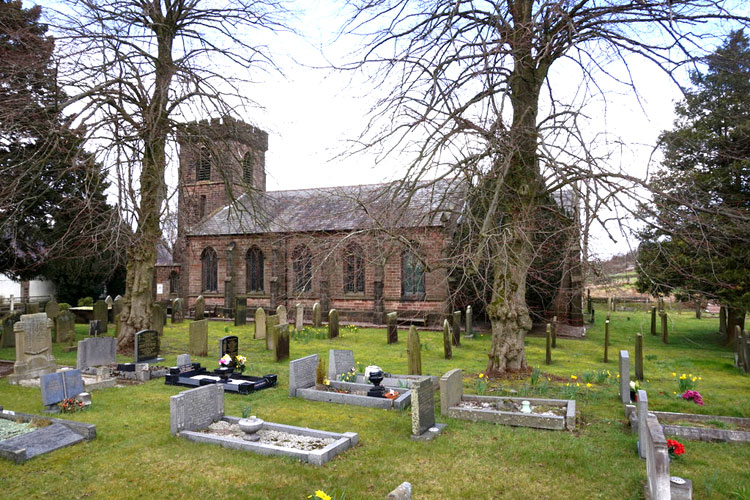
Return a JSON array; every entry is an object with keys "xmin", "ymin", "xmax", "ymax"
[
  {"xmin": 401, "ymin": 250, "xmax": 425, "ymax": 297},
  {"xmin": 246, "ymin": 246, "xmax": 264, "ymax": 293},
  {"xmin": 201, "ymin": 247, "xmax": 218, "ymax": 292},
  {"xmin": 343, "ymin": 243, "xmax": 365, "ymax": 293},
  {"xmin": 292, "ymin": 245, "xmax": 312, "ymax": 292}
]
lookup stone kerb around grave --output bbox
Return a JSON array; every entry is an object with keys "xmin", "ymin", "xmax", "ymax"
[
  {"xmin": 170, "ymin": 384, "xmax": 225, "ymax": 435},
  {"xmin": 439, "ymin": 368, "xmax": 576, "ymax": 431}
]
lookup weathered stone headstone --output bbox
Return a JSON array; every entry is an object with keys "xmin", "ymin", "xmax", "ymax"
[
  {"xmin": 234, "ymin": 296, "xmax": 247, "ymax": 326},
  {"xmin": 266, "ymin": 314, "xmax": 279, "ymax": 350},
  {"xmin": 55, "ymin": 311, "xmax": 75, "ymax": 344},
  {"xmin": 312, "ymin": 302, "xmax": 322, "ymax": 327},
  {"xmin": 551, "ymin": 315, "xmax": 557, "ymax": 348},
  {"xmin": 295, "ymin": 303, "xmax": 304, "ymax": 330},
  {"xmin": 189, "ymin": 319, "xmax": 208, "ymax": 357},
  {"xmin": 26, "ymin": 302, "xmax": 40, "ymax": 314},
  {"xmin": 411, "ymin": 377, "xmax": 436, "ymax": 439},
  {"xmin": 93, "ymin": 300, "xmax": 107, "ymax": 325},
  {"xmin": 194, "ymin": 295, "xmax": 205, "ymax": 321},
  {"xmin": 177, "ymin": 353, "xmax": 191, "ymax": 369},
  {"xmin": 1, "ymin": 311, "xmax": 21, "ymax": 348},
  {"xmin": 112, "ymin": 296, "xmax": 124, "ymax": 318},
  {"xmin": 289, "ymin": 353, "xmax": 318, "ymax": 397},
  {"xmin": 134, "ymin": 329, "xmax": 163, "ymax": 363},
  {"xmin": 254, "ymin": 307, "xmax": 266, "ymax": 339},
  {"xmin": 328, "ymin": 349, "xmax": 355, "ymax": 380},
  {"xmin": 45, "ymin": 301, "xmax": 60, "ymax": 321},
  {"xmin": 169, "ymin": 384, "xmax": 224, "ymax": 435},
  {"xmin": 619, "ymin": 350, "xmax": 630, "ymax": 404},
  {"xmin": 451, "ymin": 311, "xmax": 461, "ymax": 346},
  {"xmin": 545, "ymin": 323, "xmax": 552, "ymax": 365},
  {"xmin": 328, "ymin": 309, "xmax": 339, "ymax": 339},
  {"xmin": 407, "ymin": 325, "xmax": 422, "ymax": 375},
  {"xmin": 635, "ymin": 333, "xmax": 644, "ymax": 381},
  {"xmin": 660, "ymin": 311, "xmax": 668, "ymax": 344},
  {"xmin": 41, "ymin": 370, "xmax": 85, "ymax": 407},
  {"xmin": 152, "ymin": 303, "xmax": 165, "ymax": 336},
  {"xmin": 637, "ymin": 389, "xmax": 649, "ymax": 459},
  {"xmin": 650, "ymin": 306, "xmax": 657, "ymax": 336},
  {"xmin": 604, "ymin": 319, "xmax": 610, "ymax": 362},
  {"xmin": 219, "ymin": 335, "xmax": 239, "ymax": 364},
  {"xmin": 439, "ymin": 368, "xmax": 462, "ymax": 415},
  {"xmin": 8, "ymin": 313, "xmax": 57, "ymax": 384},
  {"xmin": 465, "ymin": 305, "xmax": 473, "ymax": 337},
  {"xmin": 442, "ymin": 319, "xmax": 452, "ymax": 360},
  {"xmin": 274, "ymin": 323, "xmax": 290, "ymax": 362},
  {"xmin": 172, "ymin": 298, "xmax": 185, "ymax": 324},
  {"xmin": 88, "ymin": 320, "xmax": 102, "ymax": 337},
  {"xmin": 643, "ymin": 413, "xmax": 672, "ymax": 500},
  {"xmin": 276, "ymin": 304, "xmax": 288, "ymax": 324},
  {"xmin": 76, "ymin": 337, "xmax": 116, "ymax": 370},
  {"xmin": 386, "ymin": 311, "xmax": 398, "ymax": 344}
]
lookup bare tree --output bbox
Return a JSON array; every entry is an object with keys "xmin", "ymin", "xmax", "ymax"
[
  {"xmin": 341, "ymin": 1, "xmax": 750, "ymax": 373},
  {"xmin": 48, "ymin": 0, "xmax": 292, "ymax": 352}
]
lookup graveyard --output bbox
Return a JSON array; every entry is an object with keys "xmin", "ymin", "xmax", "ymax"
[{"xmin": 0, "ymin": 308, "xmax": 749, "ymax": 499}]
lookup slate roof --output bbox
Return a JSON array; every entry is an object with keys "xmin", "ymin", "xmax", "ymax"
[
  {"xmin": 189, "ymin": 178, "xmax": 465, "ymax": 236},
  {"xmin": 155, "ymin": 243, "xmax": 175, "ymax": 266}
]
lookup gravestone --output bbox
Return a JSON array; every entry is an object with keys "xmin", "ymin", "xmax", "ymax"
[
  {"xmin": 152, "ymin": 303, "xmax": 165, "ymax": 336},
  {"xmin": 451, "ymin": 311, "xmax": 461, "ymax": 346},
  {"xmin": 172, "ymin": 298, "xmax": 185, "ymax": 324},
  {"xmin": 134, "ymin": 329, "xmax": 163, "ymax": 363},
  {"xmin": 407, "ymin": 325, "xmax": 422, "ymax": 375},
  {"xmin": 76, "ymin": 337, "xmax": 116, "ymax": 370},
  {"xmin": 105, "ymin": 295, "xmax": 113, "ymax": 307},
  {"xmin": 660, "ymin": 311, "xmax": 668, "ymax": 344},
  {"xmin": 650, "ymin": 306, "xmax": 657, "ymax": 336},
  {"xmin": 176, "ymin": 353, "xmax": 191, "ymax": 369},
  {"xmin": 274, "ymin": 323, "xmax": 290, "ymax": 362},
  {"xmin": 45, "ymin": 300, "xmax": 60, "ymax": 321},
  {"xmin": 219, "ymin": 335, "xmax": 239, "ymax": 365},
  {"xmin": 295, "ymin": 303, "xmax": 304, "ymax": 330},
  {"xmin": 234, "ymin": 296, "xmax": 247, "ymax": 326},
  {"xmin": 635, "ymin": 333, "xmax": 644, "ymax": 381},
  {"xmin": 328, "ymin": 349, "xmax": 355, "ymax": 380},
  {"xmin": 40, "ymin": 370, "xmax": 85, "ymax": 408},
  {"xmin": 93, "ymin": 300, "xmax": 107, "ymax": 326},
  {"xmin": 637, "ymin": 389, "xmax": 649, "ymax": 459},
  {"xmin": 439, "ymin": 368, "xmax": 463, "ymax": 415},
  {"xmin": 55, "ymin": 311, "xmax": 76, "ymax": 344},
  {"xmin": 26, "ymin": 302, "xmax": 40, "ymax": 314},
  {"xmin": 266, "ymin": 314, "xmax": 279, "ymax": 350},
  {"xmin": 169, "ymin": 384, "xmax": 225, "ymax": 435},
  {"xmin": 289, "ymin": 353, "xmax": 318, "ymax": 397},
  {"xmin": 328, "ymin": 309, "xmax": 339, "ymax": 339},
  {"xmin": 442, "ymin": 319, "xmax": 452, "ymax": 360},
  {"xmin": 194, "ymin": 295, "xmax": 205, "ymax": 321},
  {"xmin": 386, "ymin": 312, "xmax": 398, "ymax": 344},
  {"xmin": 9, "ymin": 294, "xmax": 14, "ymax": 312},
  {"xmin": 276, "ymin": 304, "xmax": 288, "ymax": 325},
  {"xmin": 1, "ymin": 311, "xmax": 21, "ymax": 348},
  {"xmin": 88, "ymin": 320, "xmax": 102, "ymax": 337},
  {"xmin": 465, "ymin": 305, "xmax": 473, "ymax": 337},
  {"xmin": 8, "ymin": 313, "xmax": 57, "ymax": 384},
  {"xmin": 254, "ymin": 307, "xmax": 266, "ymax": 339},
  {"xmin": 604, "ymin": 320, "xmax": 610, "ymax": 362},
  {"xmin": 112, "ymin": 296, "xmax": 124, "ymax": 318},
  {"xmin": 619, "ymin": 350, "xmax": 630, "ymax": 404},
  {"xmin": 411, "ymin": 377, "xmax": 437, "ymax": 440},
  {"xmin": 189, "ymin": 319, "xmax": 208, "ymax": 357},
  {"xmin": 312, "ymin": 302, "xmax": 322, "ymax": 327}
]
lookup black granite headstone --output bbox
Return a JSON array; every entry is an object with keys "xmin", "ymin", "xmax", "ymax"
[
  {"xmin": 219, "ymin": 335, "xmax": 239, "ymax": 367},
  {"xmin": 134, "ymin": 329, "xmax": 163, "ymax": 363}
]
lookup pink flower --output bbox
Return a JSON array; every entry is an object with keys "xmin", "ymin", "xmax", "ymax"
[{"xmin": 682, "ymin": 390, "xmax": 704, "ymax": 405}]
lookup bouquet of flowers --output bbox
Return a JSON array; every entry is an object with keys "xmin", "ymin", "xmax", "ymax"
[
  {"xmin": 219, "ymin": 354, "xmax": 233, "ymax": 367},
  {"xmin": 58, "ymin": 397, "xmax": 85, "ymax": 413},
  {"xmin": 681, "ymin": 390, "xmax": 704, "ymax": 406},
  {"xmin": 667, "ymin": 439, "xmax": 685, "ymax": 458},
  {"xmin": 235, "ymin": 354, "xmax": 247, "ymax": 374}
]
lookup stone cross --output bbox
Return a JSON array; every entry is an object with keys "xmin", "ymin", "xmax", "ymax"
[
  {"xmin": 254, "ymin": 307, "xmax": 266, "ymax": 339},
  {"xmin": 312, "ymin": 302, "xmax": 322, "ymax": 327},
  {"xmin": 295, "ymin": 303, "xmax": 304, "ymax": 331},
  {"xmin": 619, "ymin": 350, "xmax": 630, "ymax": 404},
  {"xmin": 9, "ymin": 294, "xmax": 14, "ymax": 312}
]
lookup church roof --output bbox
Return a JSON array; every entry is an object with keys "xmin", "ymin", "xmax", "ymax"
[{"xmin": 189, "ymin": 178, "xmax": 465, "ymax": 236}]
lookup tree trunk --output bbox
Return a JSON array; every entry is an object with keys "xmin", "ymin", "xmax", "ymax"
[{"xmin": 726, "ymin": 307, "xmax": 746, "ymax": 346}]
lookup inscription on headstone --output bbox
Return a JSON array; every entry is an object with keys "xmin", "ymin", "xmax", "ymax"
[
  {"xmin": 411, "ymin": 377, "xmax": 436, "ymax": 437},
  {"xmin": 135, "ymin": 329, "xmax": 162, "ymax": 363},
  {"xmin": 169, "ymin": 384, "xmax": 225, "ymax": 435},
  {"xmin": 189, "ymin": 319, "xmax": 208, "ymax": 357},
  {"xmin": 254, "ymin": 307, "xmax": 266, "ymax": 339}
]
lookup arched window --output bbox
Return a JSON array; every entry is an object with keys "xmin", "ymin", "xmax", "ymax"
[
  {"xmin": 343, "ymin": 243, "xmax": 365, "ymax": 293},
  {"xmin": 292, "ymin": 245, "xmax": 312, "ymax": 293},
  {"xmin": 169, "ymin": 271, "xmax": 179, "ymax": 294},
  {"xmin": 401, "ymin": 250, "xmax": 425, "ymax": 298},
  {"xmin": 246, "ymin": 246, "xmax": 264, "ymax": 293},
  {"xmin": 242, "ymin": 151, "xmax": 254, "ymax": 185},
  {"xmin": 197, "ymin": 146, "xmax": 211, "ymax": 181},
  {"xmin": 201, "ymin": 247, "xmax": 218, "ymax": 292}
]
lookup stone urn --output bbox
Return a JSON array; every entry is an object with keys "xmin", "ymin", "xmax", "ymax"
[
  {"xmin": 366, "ymin": 369, "xmax": 386, "ymax": 398},
  {"xmin": 238, "ymin": 416, "xmax": 264, "ymax": 441}
]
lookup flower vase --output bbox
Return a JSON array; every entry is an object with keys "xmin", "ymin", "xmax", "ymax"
[
  {"xmin": 216, "ymin": 366, "xmax": 233, "ymax": 382},
  {"xmin": 630, "ymin": 389, "xmax": 637, "ymax": 403}
]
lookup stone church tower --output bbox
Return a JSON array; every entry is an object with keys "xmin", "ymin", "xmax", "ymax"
[{"xmin": 172, "ymin": 117, "xmax": 268, "ymax": 297}]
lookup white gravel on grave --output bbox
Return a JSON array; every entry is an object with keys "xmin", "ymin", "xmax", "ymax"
[{"xmin": 205, "ymin": 421, "xmax": 335, "ymax": 450}]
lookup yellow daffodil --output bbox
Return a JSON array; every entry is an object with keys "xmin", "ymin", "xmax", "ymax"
[
  {"xmin": 586, "ymin": 383, "xmax": 592, "ymax": 388},
  {"xmin": 479, "ymin": 373, "xmax": 484, "ymax": 378},
  {"xmin": 698, "ymin": 377, "xmax": 702, "ymax": 381},
  {"xmin": 576, "ymin": 383, "xmax": 581, "ymax": 387},
  {"xmin": 571, "ymin": 375, "xmax": 577, "ymax": 380},
  {"xmin": 672, "ymin": 372, "xmax": 676, "ymax": 377},
  {"xmin": 323, "ymin": 378, "xmax": 330, "ymax": 386},
  {"xmin": 315, "ymin": 491, "xmax": 332, "ymax": 500}
]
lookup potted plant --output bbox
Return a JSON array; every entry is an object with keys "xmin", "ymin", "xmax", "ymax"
[{"xmin": 238, "ymin": 405, "xmax": 263, "ymax": 442}]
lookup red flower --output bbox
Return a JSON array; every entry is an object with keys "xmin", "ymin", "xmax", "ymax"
[{"xmin": 667, "ymin": 439, "xmax": 685, "ymax": 456}]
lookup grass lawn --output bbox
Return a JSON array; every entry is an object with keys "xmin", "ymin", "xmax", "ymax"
[{"xmin": 1, "ymin": 310, "xmax": 749, "ymax": 499}]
